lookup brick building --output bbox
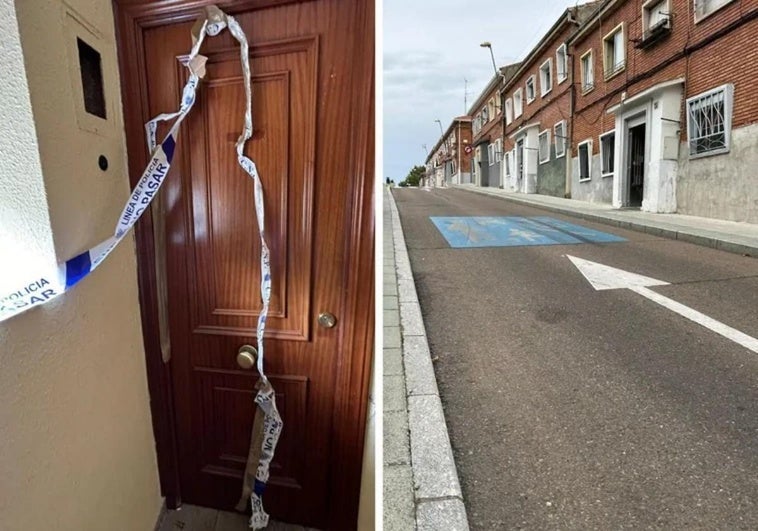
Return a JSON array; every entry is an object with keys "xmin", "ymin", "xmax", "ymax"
[
  {"xmin": 424, "ymin": 116, "xmax": 474, "ymax": 186},
  {"xmin": 569, "ymin": 0, "xmax": 758, "ymax": 222},
  {"xmin": 501, "ymin": 3, "xmax": 599, "ymax": 197},
  {"xmin": 468, "ymin": 65, "xmax": 520, "ymax": 187}
]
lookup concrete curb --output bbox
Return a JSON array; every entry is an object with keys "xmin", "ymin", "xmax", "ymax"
[
  {"xmin": 388, "ymin": 190, "xmax": 470, "ymax": 531},
  {"xmin": 452, "ymin": 184, "xmax": 758, "ymax": 258}
]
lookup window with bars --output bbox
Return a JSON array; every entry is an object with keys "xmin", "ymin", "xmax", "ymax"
[
  {"xmin": 526, "ymin": 76, "xmax": 536, "ymax": 103},
  {"xmin": 694, "ymin": 0, "xmax": 736, "ymax": 22},
  {"xmin": 554, "ymin": 121, "xmax": 566, "ymax": 158},
  {"xmin": 495, "ymin": 139, "xmax": 503, "ymax": 162},
  {"xmin": 600, "ymin": 131, "xmax": 615, "ymax": 176},
  {"xmin": 556, "ymin": 44, "xmax": 568, "ymax": 83},
  {"xmin": 578, "ymin": 140, "xmax": 592, "ymax": 181},
  {"xmin": 538, "ymin": 130, "xmax": 551, "ymax": 164},
  {"xmin": 581, "ymin": 50, "xmax": 594, "ymax": 93},
  {"xmin": 603, "ymin": 24, "xmax": 625, "ymax": 78},
  {"xmin": 686, "ymin": 84, "xmax": 733, "ymax": 157}
]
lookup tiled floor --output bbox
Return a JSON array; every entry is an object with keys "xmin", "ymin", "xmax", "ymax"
[{"xmin": 158, "ymin": 504, "xmax": 318, "ymax": 531}]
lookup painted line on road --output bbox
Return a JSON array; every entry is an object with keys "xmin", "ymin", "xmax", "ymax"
[{"xmin": 568, "ymin": 255, "xmax": 758, "ymax": 354}]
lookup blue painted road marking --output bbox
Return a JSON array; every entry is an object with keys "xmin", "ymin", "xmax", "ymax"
[{"xmin": 430, "ymin": 216, "xmax": 626, "ymax": 248}]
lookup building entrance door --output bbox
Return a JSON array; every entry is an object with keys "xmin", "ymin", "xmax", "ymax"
[{"xmin": 628, "ymin": 123, "xmax": 646, "ymax": 207}]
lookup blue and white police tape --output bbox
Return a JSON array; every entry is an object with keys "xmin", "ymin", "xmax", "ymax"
[
  {"xmin": 0, "ymin": 134, "xmax": 177, "ymax": 320},
  {"xmin": 1, "ymin": 6, "xmax": 282, "ymax": 528}
]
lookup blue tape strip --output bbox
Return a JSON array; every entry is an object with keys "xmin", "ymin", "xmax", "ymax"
[
  {"xmin": 65, "ymin": 251, "xmax": 92, "ymax": 288},
  {"xmin": 162, "ymin": 135, "xmax": 176, "ymax": 163},
  {"xmin": 253, "ymin": 479, "xmax": 266, "ymax": 496}
]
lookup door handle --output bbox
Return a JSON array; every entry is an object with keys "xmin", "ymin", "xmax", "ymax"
[
  {"xmin": 237, "ymin": 345, "xmax": 257, "ymax": 369},
  {"xmin": 318, "ymin": 312, "xmax": 337, "ymax": 329}
]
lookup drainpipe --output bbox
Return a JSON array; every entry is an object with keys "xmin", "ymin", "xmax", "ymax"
[
  {"xmin": 565, "ymin": 49, "xmax": 575, "ymax": 199},
  {"xmin": 457, "ymin": 120, "xmax": 462, "ymax": 185}
]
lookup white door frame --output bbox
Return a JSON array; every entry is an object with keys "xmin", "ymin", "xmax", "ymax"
[{"xmin": 613, "ymin": 102, "xmax": 651, "ymax": 208}]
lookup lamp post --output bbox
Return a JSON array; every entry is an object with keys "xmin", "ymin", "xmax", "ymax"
[
  {"xmin": 481, "ymin": 41, "xmax": 506, "ymax": 188},
  {"xmin": 480, "ymin": 41, "xmax": 499, "ymax": 77}
]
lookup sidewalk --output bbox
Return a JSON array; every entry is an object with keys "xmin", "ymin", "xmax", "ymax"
[
  {"xmin": 383, "ymin": 188, "xmax": 469, "ymax": 531},
  {"xmin": 453, "ymin": 184, "xmax": 758, "ymax": 257}
]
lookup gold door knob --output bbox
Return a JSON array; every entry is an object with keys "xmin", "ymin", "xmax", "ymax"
[
  {"xmin": 318, "ymin": 312, "xmax": 337, "ymax": 329},
  {"xmin": 237, "ymin": 345, "xmax": 257, "ymax": 369}
]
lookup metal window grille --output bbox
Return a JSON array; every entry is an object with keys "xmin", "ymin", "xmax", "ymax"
[
  {"xmin": 601, "ymin": 132, "xmax": 615, "ymax": 175},
  {"xmin": 688, "ymin": 87, "xmax": 729, "ymax": 155}
]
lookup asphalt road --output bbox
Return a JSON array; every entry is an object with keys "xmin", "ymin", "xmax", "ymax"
[{"xmin": 393, "ymin": 187, "xmax": 758, "ymax": 530}]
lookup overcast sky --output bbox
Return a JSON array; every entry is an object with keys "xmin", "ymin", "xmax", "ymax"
[{"xmin": 383, "ymin": 0, "xmax": 578, "ymax": 182}]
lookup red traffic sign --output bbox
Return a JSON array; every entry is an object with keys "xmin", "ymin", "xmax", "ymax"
[{"xmin": 464, "ymin": 145, "xmax": 473, "ymax": 154}]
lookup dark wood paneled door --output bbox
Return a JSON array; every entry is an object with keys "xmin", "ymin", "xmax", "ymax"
[{"xmin": 115, "ymin": 1, "xmax": 374, "ymax": 529}]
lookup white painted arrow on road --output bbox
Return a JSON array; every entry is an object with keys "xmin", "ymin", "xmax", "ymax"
[{"xmin": 567, "ymin": 255, "xmax": 758, "ymax": 354}]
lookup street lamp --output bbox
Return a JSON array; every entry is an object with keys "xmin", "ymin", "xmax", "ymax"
[
  {"xmin": 480, "ymin": 41, "xmax": 499, "ymax": 77},
  {"xmin": 434, "ymin": 119, "xmax": 444, "ymax": 136}
]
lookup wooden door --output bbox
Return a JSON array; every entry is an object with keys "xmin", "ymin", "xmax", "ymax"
[{"xmin": 114, "ymin": 1, "xmax": 374, "ymax": 529}]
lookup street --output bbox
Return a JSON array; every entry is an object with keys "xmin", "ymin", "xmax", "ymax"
[{"xmin": 393, "ymin": 187, "xmax": 758, "ymax": 530}]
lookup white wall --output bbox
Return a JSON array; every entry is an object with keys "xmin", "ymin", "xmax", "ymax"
[
  {"xmin": 678, "ymin": 122, "xmax": 758, "ymax": 224},
  {"xmin": 0, "ymin": 0, "xmax": 56, "ymax": 296},
  {"xmin": 0, "ymin": 0, "xmax": 162, "ymax": 529}
]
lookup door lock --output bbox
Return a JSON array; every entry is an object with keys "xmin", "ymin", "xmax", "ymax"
[
  {"xmin": 237, "ymin": 345, "xmax": 257, "ymax": 369},
  {"xmin": 318, "ymin": 312, "xmax": 337, "ymax": 329}
]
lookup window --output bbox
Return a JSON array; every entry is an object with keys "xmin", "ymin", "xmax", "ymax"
[
  {"xmin": 539, "ymin": 59, "xmax": 553, "ymax": 96},
  {"xmin": 694, "ymin": 0, "xmax": 736, "ymax": 22},
  {"xmin": 513, "ymin": 89, "xmax": 523, "ymax": 117},
  {"xmin": 686, "ymin": 84, "xmax": 734, "ymax": 158},
  {"xmin": 505, "ymin": 98, "xmax": 513, "ymax": 125},
  {"xmin": 487, "ymin": 98, "xmax": 496, "ymax": 121},
  {"xmin": 600, "ymin": 131, "xmax": 615, "ymax": 176},
  {"xmin": 488, "ymin": 143, "xmax": 495, "ymax": 165},
  {"xmin": 538, "ymin": 130, "xmax": 550, "ymax": 164},
  {"xmin": 556, "ymin": 44, "xmax": 568, "ymax": 83},
  {"xmin": 525, "ymin": 76, "xmax": 536, "ymax": 103},
  {"xmin": 554, "ymin": 120, "xmax": 566, "ymax": 158},
  {"xmin": 504, "ymin": 150, "xmax": 512, "ymax": 177},
  {"xmin": 643, "ymin": 0, "xmax": 671, "ymax": 37},
  {"xmin": 603, "ymin": 24, "xmax": 625, "ymax": 79},
  {"xmin": 580, "ymin": 50, "xmax": 594, "ymax": 93},
  {"xmin": 495, "ymin": 139, "xmax": 503, "ymax": 162},
  {"xmin": 481, "ymin": 107, "xmax": 489, "ymax": 123},
  {"xmin": 578, "ymin": 139, "xmax": 592, "ymax": 181}
]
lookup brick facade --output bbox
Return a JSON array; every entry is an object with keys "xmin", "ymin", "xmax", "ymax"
[
  {"xmin": 425, "ymin": 117, "xmax": 473, "ymax": 187},
  {"xmin": 470, "ymin": 74, "xmax": 506, "ymax": 187},
  {"xmin": 570, "ymin": 0, "xmax": 758, "ymax": 220},
  {"xmin": 500, "ymin": 6, "xmax": 597, "ymax": 197}
]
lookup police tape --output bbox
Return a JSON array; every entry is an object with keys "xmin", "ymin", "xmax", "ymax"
[{"xmin": 0, "ymin": 5, "xmax": 281, "ymax": 529}]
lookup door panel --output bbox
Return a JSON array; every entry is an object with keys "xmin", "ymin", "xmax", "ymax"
[{"xmin": 132, "ymin": 1, "xmax": 373, "ymax": 527}]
